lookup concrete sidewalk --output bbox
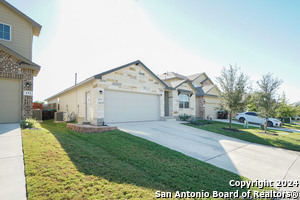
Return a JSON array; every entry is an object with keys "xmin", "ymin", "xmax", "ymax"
[{"xmin": 0, "ymin": 123, "xmax": 26, "ymax": 200}]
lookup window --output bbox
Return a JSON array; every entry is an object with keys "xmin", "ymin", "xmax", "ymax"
[
  {"xmin": 179, "ymin": 94, "xmax": 190, "ymax": 109},
  {"xmin": 246, "ymin": 112, "xmax": 257, "ymax": 116},
  {"xmin": 0, "ymin": 23, "xmax": 11, "ymax": 41}
]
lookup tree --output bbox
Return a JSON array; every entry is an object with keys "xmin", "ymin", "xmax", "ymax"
[
  {"xmin": 256, "ymin": 73, "xmax": 282, "ymax": 133},
  {"xmin": 294, "ymin": 102, "xmax": 300, "ymax": 117},
  {"xmin": 246, "ymin": 92, "xmax": 260, "ymax": 112},
  {"xmin": 275, "ymin": 93, "xmax": 297, "ymax": 119},
  {"xmin": 216, "ymin": 65, "xmax": 250, "ymax": 128}
]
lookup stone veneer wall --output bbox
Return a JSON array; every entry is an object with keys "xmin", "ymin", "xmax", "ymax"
[
  {"xmin": 197, "ymin": 97, "xmax": 205, "ymax": 119},
  {"xmin": 170, "ymin": 82, "xmax": 196, "ymax": 118},
  {"xmin": 0, "ymin": 50, "xmax": 34, "ymax": 119},
  {"xmin": 95, "ymin": 64, "xmax": 165, "ymax": 125}
]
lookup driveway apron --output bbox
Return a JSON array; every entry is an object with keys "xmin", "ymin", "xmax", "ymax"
[
  {"xmin": 113, "ymin": 121, "xmax": 300, "ymax": 190},
  {"xmin": 0, "ymin": 123, "xmax": 26, "ymax": 200}
]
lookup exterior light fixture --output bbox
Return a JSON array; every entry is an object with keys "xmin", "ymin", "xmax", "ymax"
[{"xmin": 26, "ymin": 82, "xmax": 31, "ymax": 88}]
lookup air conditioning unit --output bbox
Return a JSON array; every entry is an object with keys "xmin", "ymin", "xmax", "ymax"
[
  {"xmin": 63, "ymin": 112, "xmax": 70, "ymax": 122},
  {"xmin": 54, "ymin": 112, "xmax": 65, "ymax": 122}
]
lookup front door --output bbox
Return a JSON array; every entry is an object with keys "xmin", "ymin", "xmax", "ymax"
[
  {"xmin": 164, "ymin": 91, "xmax": 169, "ymax": 116},
  {"xmin": 85, "ymin": 91, "xmax": 91, "ymax": 121}
]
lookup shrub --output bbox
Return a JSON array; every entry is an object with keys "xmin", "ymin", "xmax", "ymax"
[
  {"xmin": 178, "ymin": 114, "xmax": 191, "ymax": 121},
  {"xmin": 20, "ymin": 118, "xmax": 38, "ymax": 129},
  {"xmin": 189, "ymin": 119, "xmax": 212, "ymax": 125}
]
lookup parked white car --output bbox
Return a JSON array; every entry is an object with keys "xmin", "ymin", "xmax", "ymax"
[{"xmin": 235, "ymin": 111, "xmax": 282, "ymax": 127}]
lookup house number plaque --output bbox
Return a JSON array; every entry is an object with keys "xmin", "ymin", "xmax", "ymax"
[{"xmin": 24, "ymin": 91, "xmax": 33, "ymax": 96}]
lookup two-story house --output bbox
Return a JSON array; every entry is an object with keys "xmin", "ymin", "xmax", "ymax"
[{"xmin": 0, "ymin": 0, "xmax": 41, "ymax": 123}]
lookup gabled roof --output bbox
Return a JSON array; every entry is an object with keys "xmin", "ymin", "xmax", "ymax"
[
  {"xmin": 45, "ymin": 60, "xmax": 171, "ymax": 101},
  {"xmin": 195, "ymin": 85, "xmax": 218, "ymax": 97},
  {"xmin": 0, "ymin": 43, "xmax": 40, "ymax": 76},
  {"xmin": 186, "ymin": 73, "xmax": 204, "ymax": 81},
  {"xmin": 167, "ymin": 80, "xmax": 186, "ymax": 88},
  {"xmin": 170, "ymin": 79, "xmax": 197, "ymax": 92},
  {"xmin": 0, "ymin": 0, "xmax": 42, "ymax": 36},
  {"xmin": 45, "ymin": 77, "xmax": 94, "ymax": 101},
  {"xmin": 158, "ymin": 71, "xmax": 187, "ymax": 81},
  {"xmin": 94, "ymin": 60, "xmax": 169, "ymax": 88}
]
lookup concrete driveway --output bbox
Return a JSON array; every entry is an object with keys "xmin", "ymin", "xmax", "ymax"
[
  {"xmin": 112, "ymin": 121, "xmax": 300, "ymax": 190},
  {"xmin": 0, "ymin": 123, "xmax": 26, "ymax": 200}
]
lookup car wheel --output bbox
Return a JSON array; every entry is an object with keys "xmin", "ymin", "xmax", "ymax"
[
  {"xmin": 239, "ymin": 117, "xmax": 245, "ymax": 123},
  {"xmin": 267, "ymin": 121, "xmax": 273, "ymax": 127}
]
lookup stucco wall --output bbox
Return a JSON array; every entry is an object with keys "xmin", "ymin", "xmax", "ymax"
[{"xmin": 47, "ymin": 79, "xmax": 101, "ymax": 125}]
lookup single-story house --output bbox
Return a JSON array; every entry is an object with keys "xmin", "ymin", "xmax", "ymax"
[
  {"xmin": 45, "ymin": 60, "xmax": 198, "ymax": 124},
  {"xmin": 45, "ymin": 60, "xmax": 221, "ymax": 124},
  {"xmin": 0, "ymin": 0, "xmax": 41, "ymax": 123}
]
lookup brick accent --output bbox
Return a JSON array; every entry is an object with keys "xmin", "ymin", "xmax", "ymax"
[
  {"xmin": 0, "ymin": 50, "xmax": 34, "ymax": 119},
  {"xmin": 0, "ymin": 50, "xmax": 22, "ymax": 78},
  {"xmin": 66, "ymin": 123, "xmax": 117, "ymax": 133}
]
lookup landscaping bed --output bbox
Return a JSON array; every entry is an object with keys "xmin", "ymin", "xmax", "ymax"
[{"xmin": 22, "ymin": 120, "xmax": 267, "ymax": 199}]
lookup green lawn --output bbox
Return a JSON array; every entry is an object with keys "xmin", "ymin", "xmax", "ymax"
[
  {"xmin": 22, "ymin": 120, "xmax": 267, "ymax": 199},
  {"xmin": 187, "ymin": 121, "xmax": 300, "ymax": 152},
  {"xmin": 282, "ymin": 123, "xmax": 300, "ymax": 130}
]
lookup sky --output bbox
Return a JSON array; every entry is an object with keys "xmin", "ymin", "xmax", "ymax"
[{"xmin": 6, "ymin": 0, "xmax": 300, "ymax": 103}]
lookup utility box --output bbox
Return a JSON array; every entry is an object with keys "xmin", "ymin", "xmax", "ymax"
[
  {"xmin": 54, "ymin": 112, "xmax": 65, "ymax": 122},
  {"xmin": 32, "ymin": 109, "xmax": 42, "ymax": 121}
]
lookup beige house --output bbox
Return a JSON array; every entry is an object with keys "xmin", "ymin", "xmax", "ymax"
[
  {"xmin": 159, "ymin": 72, "xmax": 221, "ymax": 119},
  {"xmin": 0, "ymin": 0, "xmax": 41, "ymax": 123},
  {"xmin": 45, "ymin": 60, "xmax": 198, "ymax": 124},
  {"xmin": 46, "ymin": 60, "xmax": 221, "ymax": 125}
]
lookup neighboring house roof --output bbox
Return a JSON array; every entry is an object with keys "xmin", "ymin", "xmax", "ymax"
[
  {"xmin": 0, "ymin": 43, "xmax": 40, "ymax": 76},
  {"xmin": 0, "ymin": 0, "xmax": 42, "ymax": 36},
  {"xmin": 45, "ymin": 60, "xmax": 170, "ymax": 101}
]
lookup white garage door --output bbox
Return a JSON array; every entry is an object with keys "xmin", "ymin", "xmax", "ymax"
[
  {"xmin": 205, "ymin": 103, "xmax": 218, "ymax": 119},
  {"xmin": 104, "ymin": 90, "xmax": 160, "ymax": 123},
  {"xmin": 0, "ymin": 78, "xmax": 21, "ymax": 123}
]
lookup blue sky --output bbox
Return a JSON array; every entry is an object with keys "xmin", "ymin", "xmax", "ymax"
[{"xmin": 7, "ymin": 0, "xmax": 300, "ymax": 103}]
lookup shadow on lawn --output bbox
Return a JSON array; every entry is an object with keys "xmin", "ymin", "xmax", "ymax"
[{"xmin": 40, "ymin": 121, "xmax": 249, "ymax": 194}]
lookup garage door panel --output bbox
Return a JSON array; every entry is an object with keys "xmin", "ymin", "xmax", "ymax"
[
  {"xmin": 0, "ymin": 79, "xmax": 21, "ymax": 123},
  {"xmin": 104, "ymin": 90, "xmax": 160, "ymax": 123}
]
